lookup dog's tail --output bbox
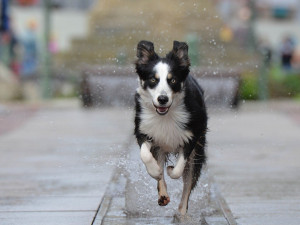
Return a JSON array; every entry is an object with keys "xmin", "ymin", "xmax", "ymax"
[{"xmin": 191, "ymin": 135, "xmax": 206, "ymax": 190}]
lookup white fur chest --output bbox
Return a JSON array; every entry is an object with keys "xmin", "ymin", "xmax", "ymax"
[{"xmin": 139, "ymin": 94, "xmax": 193, "ymax": 151}]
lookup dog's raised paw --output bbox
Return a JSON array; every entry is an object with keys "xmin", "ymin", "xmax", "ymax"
[{"xmin": 158, "ymin": 195, "xmax": 170, "ymax": 206}]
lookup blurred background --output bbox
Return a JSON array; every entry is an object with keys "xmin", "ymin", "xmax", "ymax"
[
  {"xmin": 1, "ymin": 0, "xmax": 300, "ymax": 105},
  {"xmin": 1, "ymin": 1, "xmax": 300, "ymax": 224}
]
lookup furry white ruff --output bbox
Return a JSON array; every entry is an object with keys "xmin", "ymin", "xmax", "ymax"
[{"xmin": 137, "ymin": 85, "xmax": 193, "ymax": 152}]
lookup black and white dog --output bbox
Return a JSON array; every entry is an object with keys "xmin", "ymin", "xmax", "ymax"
[{"xmin": 134, "ymin": 40, "xmax": 207, "ymax": 216}]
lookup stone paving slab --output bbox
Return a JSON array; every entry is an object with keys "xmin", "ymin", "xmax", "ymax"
[
  {"xmin": 0, "ymin": 105, "xmax": 132, "ymax": 225},
  {"xmin": 0, "ymin": 211, "xmax": 95, "ymax": 225},
  {"xmin": 0, "ymin": 196, "xmax": 101, "ymax": 212},
  {"xmin": 0, "ymin": 104, "xmax": 37, "ymax": 135},
  {"xmin": 208, "ymin": 101, "xmax": 300, "ymax": 225}
]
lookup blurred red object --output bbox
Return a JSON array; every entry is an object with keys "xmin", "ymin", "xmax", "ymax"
[{"xmin": 18, "ymin": 0, "xmax": 39, "ymax": 6}]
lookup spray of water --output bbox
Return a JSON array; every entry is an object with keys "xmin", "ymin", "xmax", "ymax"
[{"xmin": 108, "ymin": 142, "xmax": 218, "ymax": 220}]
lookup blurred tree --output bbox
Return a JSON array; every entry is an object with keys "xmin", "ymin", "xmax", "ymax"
[{"xmin": 41, "ymin": 0, "xmax": 52, "ymax": 99}]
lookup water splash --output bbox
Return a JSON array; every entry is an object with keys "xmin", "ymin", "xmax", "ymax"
[{"xmin": 112, "ymin": 143, "xmax": 217, "ymax": 219}]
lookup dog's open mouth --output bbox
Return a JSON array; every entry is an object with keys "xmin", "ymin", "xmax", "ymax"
[{"xmin": 154, "ymin": 105, "xmax": 170, "ymax": 115}]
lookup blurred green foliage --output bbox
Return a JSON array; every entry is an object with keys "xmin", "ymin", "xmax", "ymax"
[
  {"xmin": 240, "ymin": 65, "xmax": 300, "ymax": 100},
  {"xmin": 269, "ymin": 65, "xmax": 300, "ymax": 98},
  {"xmin": 240, "ymin": 72, "xmax": 259, "ymax": 100}
]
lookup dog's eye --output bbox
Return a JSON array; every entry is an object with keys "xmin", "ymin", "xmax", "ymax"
[
  {"xmin": 150, "ymin": 78, "xmax": 156, "ymax": 83},
  {"xmin": 171, "ymin": 78, "xmax": 176, "ymax": 84}
]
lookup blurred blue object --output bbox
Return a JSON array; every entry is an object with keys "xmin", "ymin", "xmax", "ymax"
[
  {"xmin": 21, "ymin": 27, "xmax": 38, "ymax": 76},
  {"xmin": 0, "ymin": 0, "xmax": 10, "ymax": 32},
  {"xmin": 272, "ymin": 7, "xmax": 291, "ymax": 19}
]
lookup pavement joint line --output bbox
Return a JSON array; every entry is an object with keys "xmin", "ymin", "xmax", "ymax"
[
  {"xmin": 212, "ymin": 179, "xmax": 237, "ymax": 225},
  {"xmin": 91, "ymin": 136, "xmax": 134, "ymax": 225},
  {"xmin": 91, "ymin": 196, "xmax": 112, "ymax": 225},
  {"xmin": 91, "ymin": 165, "xmax": 126, "ymax": 225},
  {"xmin": 91, "ymin": 165, "xmax": 123, "ymax": 225}
]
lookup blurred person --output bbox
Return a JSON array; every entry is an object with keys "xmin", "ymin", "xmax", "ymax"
[
  {"xmin": 219, "ymin": 25, "xmax": 233, "ymax": 43},
  {"xmin": 280, "ymin": 36, "xmax": 295, "ymax": 70},
  {"xmin": 292, "ymin": 45, "xmax": 300, "ymax": 70},
  {"xmin": 21, "ymin": 19, "xmax": 38, "ymax": 77},
  {"xmin": 80, "ymin": 74, "xmax": 93, "ymax": 107},
  {"xmin": 0, "ymin": 30, "xmax": 10, "ymax": 65},
  {"xmin": 0, "ymin": 20, "xmax": 20, "ymax": 76},
  {"xmin": 8, "ymin": 17, "xmax": 21, "ymax": 76},
  {"xmin": 258, "ymin": 39, "xmax": 272, "ymax": 68},
  {"xmin": 48, "ymin": 33, "xmax": 58, "ymax": 54},
  {"xmin": 217, "ymin": 0, "xmax": 232, "ymax": 20},
  {"xmin": 0, "ymin": 0, "xmax": 9, "ymax": 32},
  {"xmin": 0, "ymin": 0, "xmax": 10, "ymax": 65}
]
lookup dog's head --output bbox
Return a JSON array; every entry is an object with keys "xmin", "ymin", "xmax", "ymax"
[{"xmin": 135, "ymin": 40, "xmax": 190, "ymax": 115}]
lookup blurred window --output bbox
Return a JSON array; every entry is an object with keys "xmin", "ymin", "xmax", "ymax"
[{"xmin": 272, "ymin": 7, "xmax": 292, "ymax": 19}]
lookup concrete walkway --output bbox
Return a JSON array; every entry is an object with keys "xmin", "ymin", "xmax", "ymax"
[
  {"xmin": 0, "ymin": 103, "xmax": 132, "ymax": 225},
  {"xmin": 208, "ymin": 101, "xmax": 300, "ymax": 225},
  {"xmin": 0, "ymin": 100, "xmax": 299, "ymax": 224}
]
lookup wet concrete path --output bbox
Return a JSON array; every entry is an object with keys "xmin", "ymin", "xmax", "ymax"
[
  {"xmin": 0, "ymin": 102, "xmax": 235, "ymax": 224},
  {"xmin": 208, "ymin": 101, "xmax": 300, "ymax": 225},
  {"xmin": 2, "ymin": 100, "xmax": 299, "ymax": 224},
  {"xmin": 0, "ymin": 105, "xmax": 132, "ymax": 225}
]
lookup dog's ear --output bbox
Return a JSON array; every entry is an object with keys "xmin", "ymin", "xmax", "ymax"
[
  {"xmin": 170, "ymin": 41, "xmax": 190, "ymax": 68},
  {"xmin": 136, "ymin": 40, "xmax": 157, "ymax": 65}
]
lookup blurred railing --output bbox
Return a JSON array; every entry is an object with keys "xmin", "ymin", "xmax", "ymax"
[{"xmin": 80, "ymin": 65, "xmax": 241, "ymax": 109}]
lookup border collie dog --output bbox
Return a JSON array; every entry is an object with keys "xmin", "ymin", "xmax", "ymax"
[{"xmin": 134, "ymin": 40, "xmax": 207, "ymax": 216}]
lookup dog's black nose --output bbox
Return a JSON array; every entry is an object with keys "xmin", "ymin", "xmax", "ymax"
[{"xmin": 157, "ymin": 95, "xmax": 169, "ymax": 105}]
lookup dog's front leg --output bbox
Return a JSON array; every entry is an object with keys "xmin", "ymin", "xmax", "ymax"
[
  {"xmin": 157, "ymin": 154, "xmax": 170, "ymax": 206},
  {"xmin": 140, "ymin": 142, "xmax": 162, "ymax": 180},
  {"xmin": 167, "ymin": 148, "xmax": 186, "ymax": 179}
]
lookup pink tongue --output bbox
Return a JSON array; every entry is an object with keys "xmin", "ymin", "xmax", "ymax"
[{"xmin": 158, "ymin": 107, "xmax": 167, "ymax": 112}]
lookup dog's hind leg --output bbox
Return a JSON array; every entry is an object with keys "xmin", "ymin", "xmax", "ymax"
[
  {"xmin": 178, "ymin": 144, "xmax": 206, "ymax": 215},
  {"xmin": 156, "ymin": 153, "xmax": 170, "ymax": 206},
  {"xmin": 178, "ymin": 152, "xmax": 194, "ymax": 216}
]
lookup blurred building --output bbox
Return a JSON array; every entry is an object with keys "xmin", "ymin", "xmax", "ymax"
[
  {"xmin": 55, "ymin": 0, "xmax": 258, "ymax": 70},
  {"xmin": 10, "ymin": 0, "xmax": 95, "ymax": 52},
  {"xmin": 256, "ymin": 0, "xmax": 300, "ymax": 20},
  {"xmin": 12, "ymin": 0, "xmax": 95, "ymax": 10},
  {"xmin": 216, "ymin": 0, "xmax": 300, "ymax": 67},
  {"xmin": 255, "ymin": 0, "xmax": 300, "ymax": 49}
]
